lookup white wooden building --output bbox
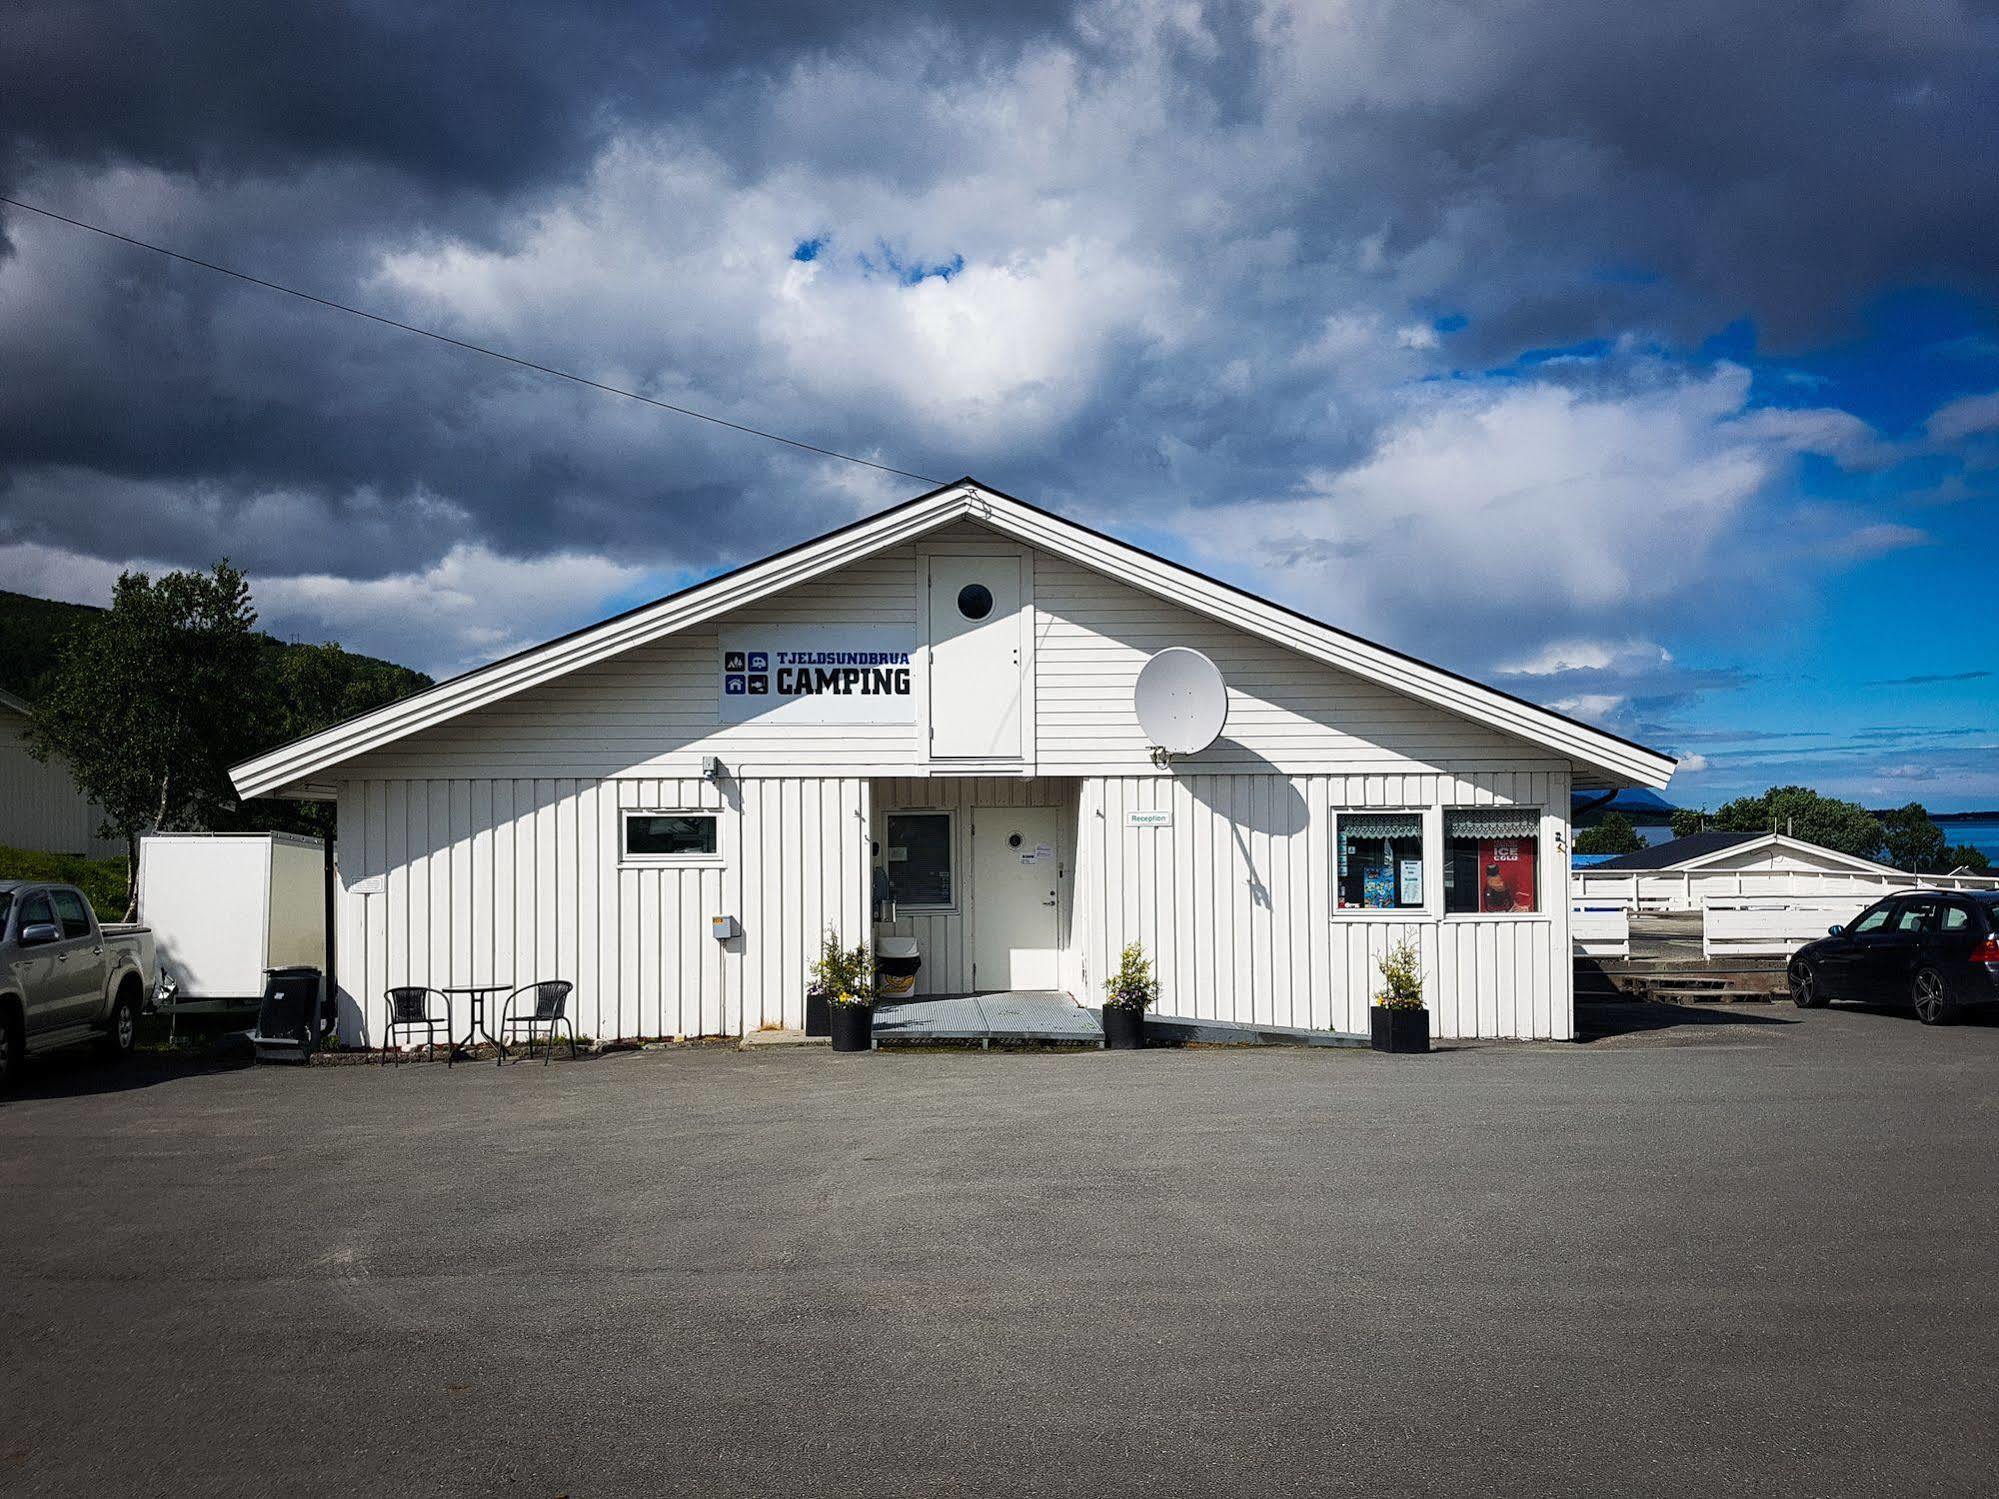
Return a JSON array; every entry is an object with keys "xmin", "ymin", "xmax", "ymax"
[
  {"xmin": 1573, "ymin": 830, "xmax": 1999, "ymax": 911},
  {"xmin": 0, "ymin": 688, "xmax": 122, "ymax": 857},
  {"xmin": 230, "ymin": 480, "xmax": 1674, "ymax": 1045}
]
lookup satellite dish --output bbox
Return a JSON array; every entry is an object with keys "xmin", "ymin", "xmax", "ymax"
[{"xmin": 1135, "ymin": 647, "xmax": 1228, "ymax": 759}]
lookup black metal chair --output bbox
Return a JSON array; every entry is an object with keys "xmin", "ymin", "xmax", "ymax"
[
  {"xmin": 496, "ymin": 981, "xmax": 577, "ymax": 1066},
  {"xmin": 382, "ymin": 986, "xmax": 454, "ymax": 1066}
]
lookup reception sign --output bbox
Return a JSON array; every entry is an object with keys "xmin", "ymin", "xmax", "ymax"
[{"xmin": 718, "ymin": 625, "xmax": 916, "ymax": 725}]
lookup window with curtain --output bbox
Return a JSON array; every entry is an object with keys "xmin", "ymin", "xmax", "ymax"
[
  {"xmin": 1443, "ymin": 809, "xmax": 1540, "ymax": 914},
  {"xmin": 1336, "ymin": 812, "xmax": 1426, "ymax": 910}
]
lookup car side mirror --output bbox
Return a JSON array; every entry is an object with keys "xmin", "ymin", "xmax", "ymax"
[
  {"xmin": 19, "ymin": 921, "xmax": 61, "ymax": 947},
  {"xmin": 1827, "ymin": 924, "xmax": 1843, "ymax": 936}
]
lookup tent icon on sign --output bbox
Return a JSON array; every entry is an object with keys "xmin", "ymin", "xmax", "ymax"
[{"xmin": 724, "ymin": 651, "xmax": 747, "ymax": 672}]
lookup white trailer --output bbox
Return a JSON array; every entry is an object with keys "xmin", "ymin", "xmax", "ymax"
[{"xmin": 137, "ymin": 833, "xmax": 326, "ymax": 1004}]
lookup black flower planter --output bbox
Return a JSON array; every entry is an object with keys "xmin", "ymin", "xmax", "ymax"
[
  {"xmin": 828, "ymin": 1003, "xmax": 873, "ymax": 1052},
  {"xmin": 1370, "ymin": 1006, "xmax": 1429, "ymax": 1054},
  {"xmin": 1102, "ymin": 1004, "xmax": 1146, "ymax": 1050},
  {"xmin": 804, "ymin": 987, "xmax": 830, "ymax": 1038}
]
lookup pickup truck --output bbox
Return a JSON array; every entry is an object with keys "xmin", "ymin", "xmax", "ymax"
[{"xmin": 0, "ymin": 880, "xmax": 157, "ymax": 1088}]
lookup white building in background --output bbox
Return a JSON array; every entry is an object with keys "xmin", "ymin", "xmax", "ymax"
[
  {"xmin": 0, "ymin": 688, "xmax": 122, "ymax": 857},
  {"xmin": 1574, "ymin": 829, "xmax": 1999, "ymax": 911},
  {"xmin": 230, "ymin": 480, "xmax": 1675, "ymax": 1045}
]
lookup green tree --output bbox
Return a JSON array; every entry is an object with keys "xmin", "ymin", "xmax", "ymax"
[
  {"xmin": 24, "ymin": 563, "xmax": 260, "ymax": 916},
  {"xmin": 1878, "ymin": 802, "xmax": 1947, "ymax": 872},
  {"xmin": 1574, "ymin": 811, "xmax": 1643, "ymax": 855},
  {"xmin": 1670, "ymin": 808, "xmax": 1708, "ymax": 838},
  {"xmin": 1942, "ymin": 843, "xmax": 1992, "ymax": 874},
  {"xmin": 1705, "ymin": 785, "xmax": 1885, "ymax": 860},
  {"xmin": 224, "ymin": 640, "xmax": 431, "ymax": 838}
]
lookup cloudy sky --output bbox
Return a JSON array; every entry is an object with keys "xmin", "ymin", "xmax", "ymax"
[{"xmin": 3, "ymin": 1, "xmax": 1997, "ymax": 808}]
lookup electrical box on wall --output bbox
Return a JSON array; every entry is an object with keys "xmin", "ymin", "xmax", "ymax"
[{"xmin": 710, "ymin": 915, "xmax": 740, "ymax": 941}]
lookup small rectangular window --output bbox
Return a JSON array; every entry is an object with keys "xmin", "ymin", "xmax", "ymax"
[
  {"xmin": 884, "ymin": 812, "xmax": 953, "ymax": 908},
  {"xmin": 1444, "ymin": 810, "xmax": 1540, "ymax": 914},
  {"xmin": 1336, "ymin": 812, "xmax": 1426, "ymax": 911},
  {"xmin": 623, "ymin": 812, "xmax": 719, "ymax": 859}
]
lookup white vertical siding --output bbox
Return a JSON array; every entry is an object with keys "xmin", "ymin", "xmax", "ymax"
[
  {"xmin": 1034, "ymin": 554, "xmax": 1563, "ymax": 776},
  {"xmin": 1074, "ymin": 768, "xmax": 1573, "ymax": 1041},
  {"xmin": 0, "ymin": 711, "xmax": 123, "ymax": 856},
  {"xmin": 333, "ymin": 774, "xmax": 867, "ymax": 1045},
  {"xmin": 342, "ymin": 551, "xmax": 923, "ymax": 780}
]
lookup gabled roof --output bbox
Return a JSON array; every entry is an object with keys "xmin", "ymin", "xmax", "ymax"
[
  {"xmin": 1589, "ymin": 831, "xmax": 1759, "ymax": 870},
  {"xmin": 230, "ymin": 478, "xmax": 1677, "ymax": 799},
  {"xmin": 1592, "ymin": 830, "xmax": 1898, "ymax": 875}
]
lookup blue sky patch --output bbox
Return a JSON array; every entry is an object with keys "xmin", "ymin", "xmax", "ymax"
[{"xmin": 856, "ymin": 241, "xmax": 965, "ymax": 286}]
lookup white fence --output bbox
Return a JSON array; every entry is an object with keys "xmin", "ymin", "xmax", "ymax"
[
  {"xmin": 1573, "ymin": 866, "xmax": 1999, "ymax": 914},
  {"xmin": 1701, "ymin": 897, "xmax": 1874, "ymax": 960},
  {"xmin": 1571, "ymin": 904, "xmax": 1631, "ymax": 960}
]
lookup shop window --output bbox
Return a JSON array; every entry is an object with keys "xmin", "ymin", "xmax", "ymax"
[
  {"xmin": 1335, "ymin": 812, "xmax": 1426, "ymax": 911},
  {"xmin": 624, "ymin": 812, "xmax": 719, "ymax": 860},
  {"xmin": 1443, "ymin": 810, "xmax": 1540, "ymax": 914},
  {"xmin": 884, "ymin": 811, "xmax": 954, "ymax": 908}
]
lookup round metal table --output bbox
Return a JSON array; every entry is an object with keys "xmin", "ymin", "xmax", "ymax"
[{"xmin": 441, "ymin": 983, "xmax": 512, "ymax": 1058}]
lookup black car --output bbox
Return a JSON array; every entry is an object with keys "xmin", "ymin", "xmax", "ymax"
[{"xmin": 1789, "ymin": 891, "xmax": 1999, "ymax": 1024}]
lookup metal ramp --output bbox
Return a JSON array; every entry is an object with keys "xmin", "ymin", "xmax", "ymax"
[{"xmin": 871, "ymin": 991, "xmax": 1104, "ymax": 1049}]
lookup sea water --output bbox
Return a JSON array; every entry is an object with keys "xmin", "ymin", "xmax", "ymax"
[{"xmin": 1938, "ymin": 816, "xmax": 1999, "ymax": 864}]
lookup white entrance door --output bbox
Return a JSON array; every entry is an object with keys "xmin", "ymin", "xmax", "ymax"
[
  {"xmin": 971, "ymin": 805, "xmax": 1061, "ymax": 991},
  {"xmin": 927, "ymin": 554, "xmax": 1022, "ymax": 759}
]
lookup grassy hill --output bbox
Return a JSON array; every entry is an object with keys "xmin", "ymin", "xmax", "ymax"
[
  {"xmin": 0, "ymin": 590, "xmax": 103, "ymax": 702},
  {"xmin": 0, "ymin": 587, "xmax": 429, "ymax": 713}
]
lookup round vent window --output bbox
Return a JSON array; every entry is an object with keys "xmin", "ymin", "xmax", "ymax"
[{"xmin": 956, "ymin": 583, "xmax": 994, "ymax": 621}]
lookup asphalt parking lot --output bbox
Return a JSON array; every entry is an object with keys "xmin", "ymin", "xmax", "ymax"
[{"xmin": 4, "ymin": 1002, "xmax": 1997, "ymax": 1497}]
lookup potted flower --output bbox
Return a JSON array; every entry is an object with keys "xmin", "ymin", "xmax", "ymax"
[
  {"xmin": 1102, "ymin": 942, "xmax": 1158, "ymax": 1050},
  {"xmin": 804, "ymin": 929, "xmax": 843, "ymax": 1037},
  {"xmin": 1369, "ymin": 937, "xmax": 1429, "ymax": 1054},
  {"xmin": 825, "ymin": 939, "xmax": 875, "ymax": 1053}
]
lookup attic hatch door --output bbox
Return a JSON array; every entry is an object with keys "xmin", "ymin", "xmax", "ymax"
[{"xmin": 927, "ymin": 555, "xmax": 1023, "ymax": 758}]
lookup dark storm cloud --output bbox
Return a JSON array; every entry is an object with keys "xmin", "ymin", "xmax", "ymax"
[{"xmin": 2, "ymin": 1, "xmax": 1076, "ymax": 195}]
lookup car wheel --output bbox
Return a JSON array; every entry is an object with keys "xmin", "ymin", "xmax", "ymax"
[
  {"xmin": 99, "ymin": 989, "xmax": 138, "ymax": 1058},
  {"xmin": 1912, "ymin": 967, "xmax": 1956, "ymax": 1027},
  {"xmin": 1789, "ymin": 960, "xmax": 1828, "ymax": 1008}
]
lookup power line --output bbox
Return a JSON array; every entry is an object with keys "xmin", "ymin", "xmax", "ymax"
[{"xmin": 0, "ymin": 193, "xmax": 943, "ymax": 486}]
